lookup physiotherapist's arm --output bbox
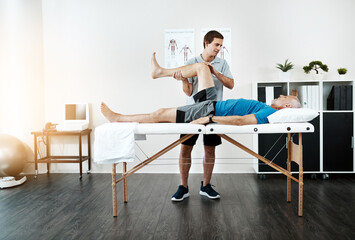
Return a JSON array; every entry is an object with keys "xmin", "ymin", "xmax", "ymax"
[
  {"xmin": 173, "ymin": 71, "xmax": 193, "ymax": 96},
  {"xmin": 190, "ymin": 114, "xmax": 257, "ymax": 125},
  {"xmin": 182, "ymin": 78, "xmax": 193, "ymax": 96},
  {"xmin": 213, "ymin": 115, "xmax": 257, "ymax": 125},
  {"xmin": 203, "ymin": 62, "xmax": 234, "ymax": 89},
  {"xmin": 214, "ymin": 71, "xmax": 234, "ymax": 89}
]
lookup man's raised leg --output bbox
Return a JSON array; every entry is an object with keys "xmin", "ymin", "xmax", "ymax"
[
  {"xmin": 101, "ymin": 102, "xmax": 177, "ymax": 123},
  {"xmin": 151, "ymin": 53, "xmax": 214, "ymax": 91}
]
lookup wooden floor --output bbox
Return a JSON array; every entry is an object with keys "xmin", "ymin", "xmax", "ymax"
[{"xmin": 1, "ymin": 173, "xmax": 354, "ymax": 240}]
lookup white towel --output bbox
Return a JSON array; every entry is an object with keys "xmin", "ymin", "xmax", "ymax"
[{"xmin": 94, "ymin": 122, "xmax": 138, "ymax": 164}]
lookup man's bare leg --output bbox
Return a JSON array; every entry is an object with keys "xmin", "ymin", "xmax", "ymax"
[
  {"xmin": 203, "ymin": 145, "xmax": 216, "ymax": 186},
  {"xmin": 151, "ymin": 52, "xmax": 214, "ymax": 91},
  {"xmin": 179, "ymin": 144, "xmax": 193, "ymax": 188},
  {"xmin": 101, "ymin": 102, "xmax": 177, "ymax": 123}
]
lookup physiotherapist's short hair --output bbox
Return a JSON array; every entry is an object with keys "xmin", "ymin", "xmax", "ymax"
[{"xmin": 203, "ymin": 30, "xmax": 224, "ymax": 48}]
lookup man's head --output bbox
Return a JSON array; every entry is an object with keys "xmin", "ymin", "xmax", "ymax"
[
  {"xmin": 203, "ymin": 30, "xmax": 224, "ymax": 56},
  {"xmin": 271, "ymin": 95, "xmax": 301, "ymax": 110}
]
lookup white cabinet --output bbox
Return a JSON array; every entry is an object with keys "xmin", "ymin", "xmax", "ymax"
[{"xmin": 253, "ymin": 80, "xmax": 354, "ymax": 176}]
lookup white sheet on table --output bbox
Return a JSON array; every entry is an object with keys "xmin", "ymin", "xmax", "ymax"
[{"xmin": 94, "ymin": 122, "xmax": 137, "ymax": 164}]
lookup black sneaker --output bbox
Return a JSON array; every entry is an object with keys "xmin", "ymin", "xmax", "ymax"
[
  {"xmin": 171, "ymin": 185, "xmax": 190, "ymax": 202},
  {"xmin": 200, "ymin": 181, "xmax": 220, "ymax": 199}
]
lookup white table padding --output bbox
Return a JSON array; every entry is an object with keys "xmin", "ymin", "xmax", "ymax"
[{"xmin": 134, "ymin": 123, "xmax": 205, "ymax": 135}]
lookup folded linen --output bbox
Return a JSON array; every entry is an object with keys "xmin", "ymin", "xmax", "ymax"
[{"xmin": 94, "ymin": 122, "xmax": 138, "ymax": 164}]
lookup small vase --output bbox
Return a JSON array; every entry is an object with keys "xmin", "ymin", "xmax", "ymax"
[
  {"xmin": 339, "ymin": 74, "xmax": 345, "ymax": 80},
  {"xmin": 278, "ymin": 72, "xmax": 290, "ymax": 82}
]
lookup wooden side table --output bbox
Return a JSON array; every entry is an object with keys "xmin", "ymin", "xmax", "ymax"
[{"xmin": 31, "ymin": 129, "xmax": 92, "ymax": 179}]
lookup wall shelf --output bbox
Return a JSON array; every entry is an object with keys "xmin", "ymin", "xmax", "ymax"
[{"xmin": 253, "ymin": 80, "xmax": 354, "ymax": 175}]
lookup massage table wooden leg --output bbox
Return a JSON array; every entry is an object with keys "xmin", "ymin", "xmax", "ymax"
[
  {"xmin": 287, "ymin": 133, "xmax": 304, "ymax": 216},
  {"xmin": 287, "ymin": 133, "xmax": 291, "ymax": 203},
  {"xmin": 219, "ymin": 133, "xmax": 304, "ymax": 216},
  {"xmin": 111, "ymin": 134, "xmax": 195, "ymax": 217},
  {"xmin": 298, "ymin": 133, "xmax": 303, "ymax": 217},
  {"xmin": 112, "ymin": 163, "xmax": 117, "ymax": 217},
  {"xmin": 123, "ymin": 162, "xmax": 128, "ymax": 203}
]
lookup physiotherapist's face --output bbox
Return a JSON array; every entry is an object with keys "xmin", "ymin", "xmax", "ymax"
[{"xmin": 206, "ymin": 38, "xmax": 223, "ymax": 56}]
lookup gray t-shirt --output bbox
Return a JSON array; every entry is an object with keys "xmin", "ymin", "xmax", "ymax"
[{"xmin": 185, "ymin": 55, "xmax": 233, "ymax": 105}]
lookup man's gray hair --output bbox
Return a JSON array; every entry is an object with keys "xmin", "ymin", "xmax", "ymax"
[{"xmin": 290, "ymin": 98, "xmax": 302, "ymax": 108}]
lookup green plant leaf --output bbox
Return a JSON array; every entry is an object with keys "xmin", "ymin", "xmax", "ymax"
[
  {"xmin": 304, "ymin": 61, "xmax": 328, "ymax": 74},
  {"xmin": 276, "ymin": 59, "xmax": 294, "ymax": 72},
  {"xmin": 337, "ymin": 68, "xmax": 347, "ymax": 74}
]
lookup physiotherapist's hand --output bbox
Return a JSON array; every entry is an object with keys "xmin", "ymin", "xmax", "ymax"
[
  {"xmin": 173, "ymin": 71, "xmax": 185, "ymax": 80},
  {"xmin": 203, "ymin": 62, "xmax": 218, "ymax": 75},
  {"xmin": 190, "ymin": 116, "xmax": 209, "ymax": 125}
]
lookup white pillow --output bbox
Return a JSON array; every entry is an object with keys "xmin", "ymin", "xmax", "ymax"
[{"xmin": 267, "ymin": 108, "xmax": 319, "ymax": 123}]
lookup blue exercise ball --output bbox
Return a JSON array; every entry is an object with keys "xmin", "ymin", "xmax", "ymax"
[{"xmin": 0, "ymin": 134, "xmax": 30, "ymax": 177}]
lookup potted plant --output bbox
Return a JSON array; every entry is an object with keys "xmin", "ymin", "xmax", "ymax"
[
  {"xmin": 337, "ymin": 68, "xmax": 347, "ymax": 80},
  {"xmin": 276, "ymin": 59, "xmax": 294, "ymax": 81},
  {"xmin": 303, "ymin": 61, "xmax": 329, "ymax": 80}
]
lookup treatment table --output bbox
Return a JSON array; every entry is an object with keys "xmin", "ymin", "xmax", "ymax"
[{"xmin": 109, "ymin": 122, "xmax": 314, "ymax": 217}]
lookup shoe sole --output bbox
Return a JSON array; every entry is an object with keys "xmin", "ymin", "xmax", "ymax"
[
  {"xmin": 199, "ymin": 191, "xmax": 220, "ymax": 199},
  {"xmin": 171, "ymin": 192, "xmax": 190, "ymax": 202}
]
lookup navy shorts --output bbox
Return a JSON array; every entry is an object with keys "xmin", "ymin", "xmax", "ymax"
[{"xmin": 180, "ymin": 133, "xmax": 222, "ymax": 146}]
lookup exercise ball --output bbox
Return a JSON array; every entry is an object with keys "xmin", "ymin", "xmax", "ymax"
[{"xmin": 0, "ymin": 134, "xmax": 31, "ymax": 177}]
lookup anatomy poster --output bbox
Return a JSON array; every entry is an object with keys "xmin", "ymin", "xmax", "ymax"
[
  {"xmin": 165, "ymin": 29, "xmax": 195, "ymax": 68},
  {"xmin": 201, "ymin": 28, "xmax": 232, "ymax": 66}
]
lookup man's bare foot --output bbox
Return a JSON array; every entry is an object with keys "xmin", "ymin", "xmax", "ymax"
[
  {"xmin": 101, "ymin": 102, "xmax": 121, "ymax": 122},
  {"xmin": 151, "ymin": 52, "xmax": 163, "ymax": 79}
]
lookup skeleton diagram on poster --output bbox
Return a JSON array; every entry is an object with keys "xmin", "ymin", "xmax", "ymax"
[
  {"xmin": 201, "ymin": 28, "xmax": 232, "ymax": 67},
  {"xmin": 165, "ymin": 29, "xmax": 195, "ymax": 68}
]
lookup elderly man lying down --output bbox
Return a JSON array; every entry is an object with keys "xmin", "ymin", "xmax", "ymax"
[{"xmin": 101, "ymin": 53, "xmax": 301, "ymax": 125}]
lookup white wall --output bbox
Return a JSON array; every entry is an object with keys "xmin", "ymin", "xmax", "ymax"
[
  {"xmin": 10, "ymin": 0, "xmax": 355, "ymax": 174},
  {"xmin": 0, "ymin": 0, "xmax": 44, "ymax": 173}
]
